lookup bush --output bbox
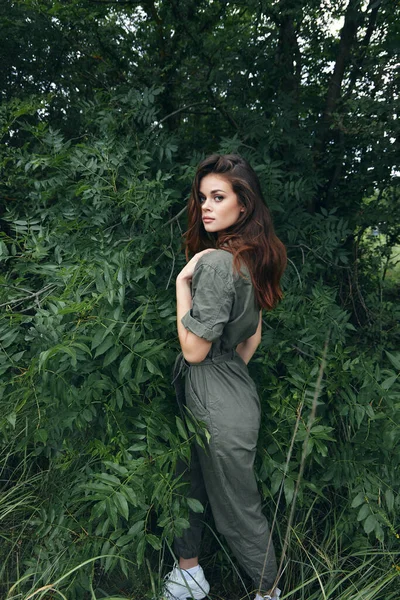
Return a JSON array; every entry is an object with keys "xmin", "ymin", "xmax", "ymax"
[{"xmin": 0, "ymin": 91, "xmax": 399, "ymax": 598}]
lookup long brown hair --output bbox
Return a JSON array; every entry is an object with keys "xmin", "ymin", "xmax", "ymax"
[{"xmin": 184, "ymin": 153, "xmax": 287, "ymax": 310}]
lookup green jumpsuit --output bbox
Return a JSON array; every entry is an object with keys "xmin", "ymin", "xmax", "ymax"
[{"xmin": 172, "ymin": 249, "xmax": 277, "ymax": 592}]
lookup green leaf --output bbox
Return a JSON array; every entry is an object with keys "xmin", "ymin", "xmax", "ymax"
[
  {"xmin": 375, "ymin": 523, "xmax": 384, "ymax": 542},
  {"xmin": 175, "ymin": 416, "xmax": 188, "ymax": 440},
  {"xmin": 122, "ymin": 487, "xmax": 138, "ymax": 507},
  {"xmin": 357, "ymin": 504, "xmax": 371, "ymax": 522},
  {"xmin": 385, "ymin": 489, "xmax": 394, "ymax": 512},
  {"xmin": 284, "ymin": 477, "xmax": 294, "ymax": 505},
  {"xmin": 114, "ymin": 492, "xmax": 129, "ymax": 520},
  {"xmin": 174, "ymin": 517, "xmax": 190, "ymax": 535},
  {"xmin": 72, "ymin": 342, "xmax": 92, "ymax": 355},
  {"xmin": 127, "ymin": 443, "xmax": 147, "ymax": 452},
  {"xmin": 355, "ymin": 405, "xmax": 365, "ymax": 428},
  {"xmin": 6, "ymin": 412, "xmax": 16, "ymax": 428},
  {"xmin": 136, "ymin": 536, "xmax": 146, "ymax": 566},
  {"xmin": 270, "ymin": 470, "xmax": 283, "ymax": 496},
  {"xmin": 381, "ymin": 375, "xmax": 397, "ymax": 390},
  {"xmin": 104, "ymin": 545, "xmax": 117, "ymax": 573},
  {"xmin": 91, "ymin": 500, "xmax": 107, "ymax": 521},
  {"xmin": 115, "ymin": 534, "xmax": 133, "ymax": 547},
  {"xmin": 134, "ymin": 339, "xmax": 156, "ymax": 353},
  {"xmin": 187, "ymin": 498, "xmax": 204, "ymax": 513},
  {"xmin": 34, "ymin": 429, "xmax": 48, "ymax": 444},
  {"xmin": 91, "ymin": 327, "xmax": 107, "ymax": 350},
  {"xmin": 385, "ymin": 351, "xmax": 400, "ymax": 371},
  {"xmin": 134, "ymin": 357, "xmax": 144, "ymax": 384},
  {"xmin": 106, "ymin": 497, "xmax": 118, "ymax": 528},
  {"xmin": 119, "ymin": 352, "xmax": 133, "ymax": 381},
  {"xmin": 363, "ymin": 514, "xmax": 377, "ymax": 534},
  {"xmin": 103, "ymin": 344, "xmax": 122, "ymax": 367},
  {"xmin": 95, "ymin": 336, "xmax": 114, "ymax": 358},
  {"xmin": 95, "ymin": 473, "xmax": 120, "ymax": 486},
  {"xmin": 351, "ymin": 492, "xmax": 365, "ymax": 508},
  {"xmin": 146, "ymin": 533, "xmax": 161, "ymax": 550},
  {"xmin": 145, "ymin": 358, "xmax": 161, "ymax": 375},
  {"xmin": 103, "ymin": 462, "xmax": 128, "ymax": 476},
  {"xmin": 128, "ymin": 520, "xmax": 145, "ymax": 537}
]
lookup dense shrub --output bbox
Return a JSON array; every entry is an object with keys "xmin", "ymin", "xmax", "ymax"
[{"xmin": 0, "ymin": 89, "xmax": 398, "ymax": 598}]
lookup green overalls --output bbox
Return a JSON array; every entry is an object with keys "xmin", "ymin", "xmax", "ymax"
[{"xmin": 172, "ymin": 249, "xmax": 277, "ymax": 592}]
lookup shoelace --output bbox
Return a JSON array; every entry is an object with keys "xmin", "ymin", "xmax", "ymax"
[
  {"xmin": 164, "ymin": 567, "xmax": 198, "ymax": 589},
  {"xmin": 165, "ymin": 567, "xmax": 185, "ymax": 582},
  {"xmin": 262, "ymin": 590, "xmax": 281, "ymax": 600}
]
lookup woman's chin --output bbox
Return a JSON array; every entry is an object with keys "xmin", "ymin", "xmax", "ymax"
[{"xmin": 203, "ymin": 224, "xmax": 218, "ymax": 232}]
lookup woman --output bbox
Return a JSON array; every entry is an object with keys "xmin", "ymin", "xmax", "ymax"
[{"xmin": 164, "ymin": 154, "xmax": 287, "ymax": 600}]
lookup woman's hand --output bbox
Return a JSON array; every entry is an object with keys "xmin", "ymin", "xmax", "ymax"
[{"xmin": 176, "ymin": 248, "xmax": 216, "ymax": 283}]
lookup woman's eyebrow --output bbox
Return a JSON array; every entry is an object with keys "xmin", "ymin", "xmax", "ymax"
[{"xmin": 199, "ymin": 189, "xmax": 226, "ymax": 194}]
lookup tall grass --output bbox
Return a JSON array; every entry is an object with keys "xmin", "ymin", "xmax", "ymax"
[
  {"xmin": 4, "ymin": 531, "xmax": 398, "ymax": 600},
  {"xmin": 1, "ymin": 331, "xmax": 398, "ymax": 599}
]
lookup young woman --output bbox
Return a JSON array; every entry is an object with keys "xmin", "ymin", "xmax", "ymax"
[{"xmin": 164, "ymin": 154, "xmax": 287, "ymax": 600}]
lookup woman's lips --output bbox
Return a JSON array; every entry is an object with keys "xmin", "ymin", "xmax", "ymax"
[{"xmin": 202, "ymin": 217, "xmax": 215, "ymax": 222}]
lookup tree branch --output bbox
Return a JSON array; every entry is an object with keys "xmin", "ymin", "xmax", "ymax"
[
  {"xmin": 164, "ymin": 206, "xmax": 186, "ymax": 226},
  {"xmin": 324, "ymin": 1, "xmax": 360, "ymax": 118},
  {"xmin": 343, "ymin": 0, "xmax": 382, "ymax": 101},
  {"xmin": 274, "ymin": 1, "xmax": 302, "ymax": 101},
  {"xmin": 0, "ymin": 284, "xmax": 57, "ymax": 309},
  {"xmin": 152, "ymin": 102, "xmax": 210, "ymax": 129},
  {"xmin": 310, "ymin": 0, "xmax": 362, "ymax": 212}
]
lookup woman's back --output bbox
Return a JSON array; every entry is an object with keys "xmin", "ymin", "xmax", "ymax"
[{"xmin": 183, "ymin": 249, "xmax": 259, "ymax": 357}]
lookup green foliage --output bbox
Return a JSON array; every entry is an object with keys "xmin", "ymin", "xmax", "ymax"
[{"xmin": 0, "ymin": 91, "xmax": 191, "ymax": 596}]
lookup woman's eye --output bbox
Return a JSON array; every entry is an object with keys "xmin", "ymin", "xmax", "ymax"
[{"xmin": 199, "ymin": 195, "xmax": 224, "ymax": 203}]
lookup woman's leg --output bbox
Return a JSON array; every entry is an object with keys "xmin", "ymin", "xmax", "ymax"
[
  {"xmin": 164, "ymin": 449, "xmax": 210, "ymax": 599},
  {"xmin": 194, "ymin": 395, "xmax": 278, "ymax": 593},
  {"xmin": 173, "ymin": 445, "xmax": 208, "ymax": 561},
  {"xmin": 172, "ymin": 358, "xmax": 208, "ymax": 562},
  {"xmin": 179, "ymin": 557, "xmax": 199, "ymax": 569}
]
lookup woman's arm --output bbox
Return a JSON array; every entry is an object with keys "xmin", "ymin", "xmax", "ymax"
[
  {"xmin": 176, "ymin": 277, "xmax": 212, "ymax": 363},
  {"xmin": 176, "ymin": 249, "xmax": 216, "ymax": 363},
  {"xmin": 236, "ymin": 310, "xmax": 262, "ymax": 365}
]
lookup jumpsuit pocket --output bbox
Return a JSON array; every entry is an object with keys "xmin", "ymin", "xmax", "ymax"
[{"xmin": 185, "ymin": 372, "xmax": 209, "ymax": 420}]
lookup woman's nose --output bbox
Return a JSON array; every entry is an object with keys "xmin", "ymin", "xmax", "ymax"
[{"xmin": 202, "ymin": 198, "xmax": 212, "ymax": 210}]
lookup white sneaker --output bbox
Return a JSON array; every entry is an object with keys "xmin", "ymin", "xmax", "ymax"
[
  {"xmin": 162, "ymin": 564, "xmax": 210, "ymax": 600},
  {"xmin": 255, "ymin": 588, "xmax": 282, "ymax": 600}
]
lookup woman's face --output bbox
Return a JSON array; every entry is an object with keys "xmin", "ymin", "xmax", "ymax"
[{"xmin": 199, "ymin": 174, "xmax": 244, "ymax": 234}]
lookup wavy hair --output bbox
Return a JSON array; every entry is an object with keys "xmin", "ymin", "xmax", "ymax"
[{"xmin": 184, "ymin": 153, "xmax": 287, "ymax": 310}]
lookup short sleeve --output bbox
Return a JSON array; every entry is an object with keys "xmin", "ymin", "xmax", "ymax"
[{"xmin": 181, "ymin": 262, "xmax": 234, "ymax": 342}]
